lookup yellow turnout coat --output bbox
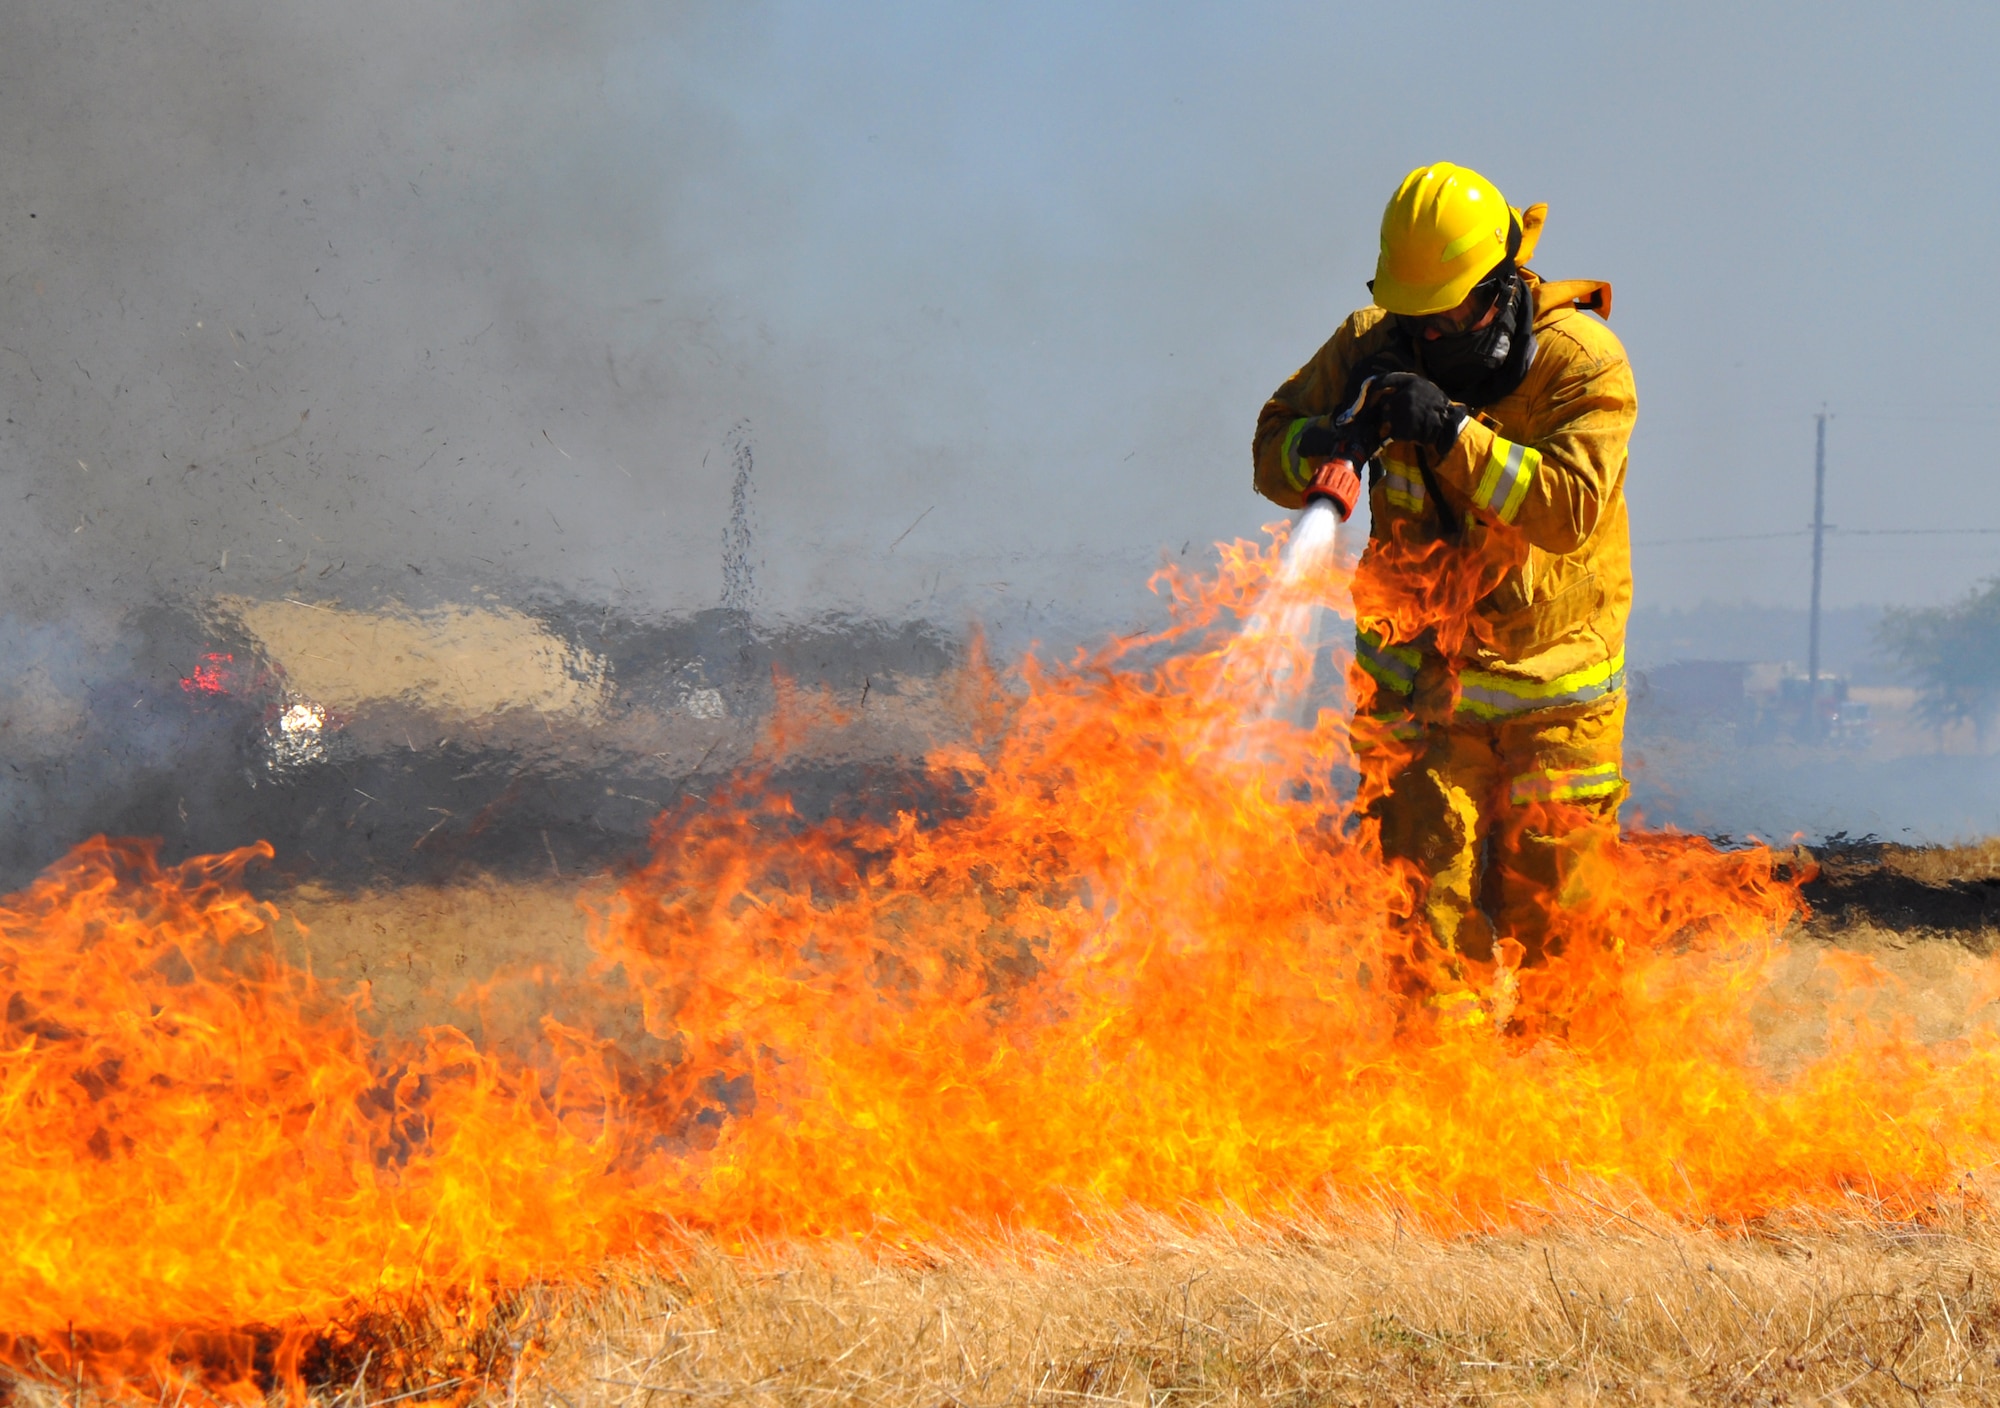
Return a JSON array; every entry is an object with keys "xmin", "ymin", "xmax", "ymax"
[{"xmin": 1254, "ymin": 270, "xmax": 1636, "ymax": 720}]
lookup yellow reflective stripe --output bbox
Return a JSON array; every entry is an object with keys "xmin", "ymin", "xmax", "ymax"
[
  {"xmin": 1439, "ymin": 224, "xmax": 1499, "ymax": 264},
  {"xmin": 1355, "ymin": 628, "xmax": 1421, "ymax": 695},
  {"xmin": 1471, "ymin": 436, "xmax": 1539, "ymax": 523},
  {"xmin": 1456, "ymin": 649, "xmax": 1626, "ymax": 719},
  {"xmin": 1281, "ymin": 417, "xmax": 1313, "ymax": 491},
  {"xmin": 1510, "ymin": 763, "xmax": 1624, "ymax": 806},
  {"xmin": 1381, "ymin": 457, "xmax": 1426, "ymax": 514}
]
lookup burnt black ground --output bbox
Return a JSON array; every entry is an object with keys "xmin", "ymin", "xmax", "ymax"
[{"xmin": 1800, "ymin": 839, "xmax": 2000, "ymax": 943}]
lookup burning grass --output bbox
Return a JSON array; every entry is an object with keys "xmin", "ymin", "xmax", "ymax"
[
  {"xmin": 244, "ymin": 877, "xmax": 2000, "ymax": 1404},
  {"xmin": 11, "ymin": 840, "xmax": 2000, "ymax": 1406},
  {"xmin": 11, "ymin": 525, "xmax": 2000, "ymax": 1404}
]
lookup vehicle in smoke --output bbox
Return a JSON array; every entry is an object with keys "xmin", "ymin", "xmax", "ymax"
[
  {"xmin": 1632, "ymin": 660, "xmax": 1871, "ymax": 747},
  {"xmin": 1749, "ymin": 672, "xmax": 1872, "ymax": 747},
  {"xmin": 0, "ymin": 596, "xmax": 966, "ymax": 892}
]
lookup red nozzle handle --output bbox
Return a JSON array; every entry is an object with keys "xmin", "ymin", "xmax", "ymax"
[{"xmin": 1303, "ymin": 457, "xmax": 1362, "ymax": 521}]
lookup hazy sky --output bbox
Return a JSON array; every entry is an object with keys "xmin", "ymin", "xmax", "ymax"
[{"xmin": 3, "ymin": 0, "xmax": 1996, "ymax": 633}]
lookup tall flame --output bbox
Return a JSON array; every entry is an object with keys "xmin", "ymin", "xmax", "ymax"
[{"xmin": 6, "ymin": 523, "xmax": 2000, "ymax": 1399}]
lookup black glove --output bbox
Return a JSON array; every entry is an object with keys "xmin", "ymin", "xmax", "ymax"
[
  {"xmin": 1375, "ymin": 372, "xmax": 1466, "ymax": 453},
  {"xmin": 1292, "ymin": 416, "xmax": 1344, "ymax": 460},
  {"xmin": 1295, "ymin": 364, "xmax": 1399, "ymax": 461}
]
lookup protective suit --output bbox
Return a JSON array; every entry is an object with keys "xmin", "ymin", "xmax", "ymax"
[{"xmin": 1253, "ymin": 222, "xmax": 1637, "ymax": 968}]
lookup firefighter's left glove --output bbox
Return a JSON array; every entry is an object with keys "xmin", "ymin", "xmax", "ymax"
[{"xmin": 1375, "ymin": 372, "xmax": 1467, "ymax": 453}]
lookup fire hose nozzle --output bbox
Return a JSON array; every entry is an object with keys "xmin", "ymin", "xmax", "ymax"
[{"xmin": 1303, "ymin": 457, "xmax": 1362, "ymax": 521}]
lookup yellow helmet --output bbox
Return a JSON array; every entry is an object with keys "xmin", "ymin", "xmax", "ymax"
[{"xmin": 1372, "ymin": 163, "xmax": 1538, "ymax": 317}]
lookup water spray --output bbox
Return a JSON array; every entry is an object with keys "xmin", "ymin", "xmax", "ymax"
[{"xmin": 1216, "ymin": 379, "xmax": 1380, "ymax": 722}]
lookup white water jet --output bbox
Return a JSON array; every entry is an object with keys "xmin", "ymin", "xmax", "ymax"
[{"xmin": 1212, "ymin": 500, "xmax": 1352, "ymax": 730}]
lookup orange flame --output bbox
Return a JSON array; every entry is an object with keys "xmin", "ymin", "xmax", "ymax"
[
  {"xmin": 7, "ymin": 525, "xmax": 2000, "ymax": 1399},
  {"xmin": 1348, "ymin": 517, "xmax": 1526, "ymax": 657},
  {"xmin": 0, "ymin": 838, "xmax": 661, "ymax": 1399}
]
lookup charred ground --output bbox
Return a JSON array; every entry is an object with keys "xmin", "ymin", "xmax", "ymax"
[{"xmin": 1802, "ymin": 836, "xmax": 2000, "ymax": 945}]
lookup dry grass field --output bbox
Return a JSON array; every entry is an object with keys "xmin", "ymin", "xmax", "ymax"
[
  {"xmin": 1859, "ymin": 839, "xmax": 2000, "ymax": 894},
  {"xmin": 24, "ymin": 1209, "xmax": 2000, "ymax": 1406},
  {"xmin": 512, "ymin": 1211, "xmax": 2000, "ymax": 1407},
  {"xmin": 111, "ymin": 843, "xmax": 1972, "ymax": 1407}
]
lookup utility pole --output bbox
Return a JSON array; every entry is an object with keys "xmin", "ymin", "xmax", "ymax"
[{"xmin": 1807, "ymin": 410, "xmax": 1828, "ymax": 740}]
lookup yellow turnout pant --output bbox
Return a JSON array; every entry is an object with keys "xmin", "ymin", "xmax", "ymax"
[{"xmin": 1357, "ymin": 692, "xmax": 1627, "ymax": 967}]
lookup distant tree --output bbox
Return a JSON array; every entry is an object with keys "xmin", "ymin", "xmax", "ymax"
[{"xmin": 1879, "ymin": 577, "xmax": 2000, "ymax": 750}]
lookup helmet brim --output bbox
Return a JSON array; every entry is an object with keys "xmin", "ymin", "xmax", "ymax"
[{"xmin": 1370, "ymin": 266, "xmax": 1482, "ymax": 317}]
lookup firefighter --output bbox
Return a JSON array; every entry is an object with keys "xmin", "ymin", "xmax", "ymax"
[{"xmin": 1252, "ymin": 162, "xmax": 1636, "ymax": 980}]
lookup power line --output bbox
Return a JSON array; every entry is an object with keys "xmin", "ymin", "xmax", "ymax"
[
  {"xmin": 1635, "ymin": 526, "xmax": 2000, "ymax": 548},
  {"xmin": 1636, "ymin": 413, "xmax": 2000, "ymax": 445},
  {"xmin": 1634, "ymin": 530, "xmax": 1807, "ymax": 546}
]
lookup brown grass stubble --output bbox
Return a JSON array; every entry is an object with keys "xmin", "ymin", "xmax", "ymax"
[
  {"xmin": 512, "ymin": 1208, "xmax": 2000, "ymax": 1407},
  {"xmin": 14, "ymin": 1212, "xmax": 2000, "ymax": 1406},
  {"xmin": 77, "ymin": 858, "xmax": 2000, "ymax": 1405},
  {"xmin": 1876, "ymin": 841, "xmax": 2000, "ymax": 891}
]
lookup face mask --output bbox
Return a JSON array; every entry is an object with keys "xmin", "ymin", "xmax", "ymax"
[{"xmin": 1419, "ymin": 272, "xmax": 1536, "ymax": 407}]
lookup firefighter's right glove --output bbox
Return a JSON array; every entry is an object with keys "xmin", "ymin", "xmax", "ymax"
[
  {"xmin": 1289, "ymin": 415, "xmax": 1345, "ymax": 462},
  {"xmin": 1374, "ymin": 372, "xmax": 1467, "ymax": 453}
]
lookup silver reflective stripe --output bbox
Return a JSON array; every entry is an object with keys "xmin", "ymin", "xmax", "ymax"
[
  {"xmin": 1470, "ymin": 436, "xmax": 1540, "ymax": 523},
  {"xmin": 1482, "ymin": 441, "xmax": 1528, "ymax": 514},
  {"xmin": 1382, "ymin": 461, "xmax": 1425, "ymax": 513}
]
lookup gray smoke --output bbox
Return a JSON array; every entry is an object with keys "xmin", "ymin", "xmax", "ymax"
[
  {"xmin": 0, "ymin": 0, "xmax": 1020, "ymax": 880},
  {"xmin": 4, "ymin": 0, "xmax": 1997, "ymax": 877},
  {"xmin": 0, "ymin": 0, "xmax": 1228, "ymax": 637},
  {"xmin": 2, "ymin": 0, "xmax": 759, "ymax": 616}
]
